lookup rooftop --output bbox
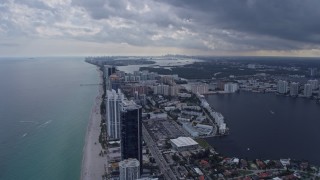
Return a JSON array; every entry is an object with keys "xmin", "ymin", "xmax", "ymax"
[
  {"xmin": 170, "ymin": 137, "xmax": 198, "ymax": 147},
  {"xmin": 119, "ymin": 158, "xmax": 140, "ymax": 168},
  {"xmin": 121, "ymin": 99, "xmax": 141, "ymax": 110}
]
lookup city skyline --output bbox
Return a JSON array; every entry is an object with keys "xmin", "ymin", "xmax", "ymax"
[{"xmin": 1, "ymin": 0, "xmax": 320, "ymax": 57}]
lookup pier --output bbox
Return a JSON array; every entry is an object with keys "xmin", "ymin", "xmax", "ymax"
[{"xmin": 80, "ymin": 83, "xmax": 102, "ymax": 86}]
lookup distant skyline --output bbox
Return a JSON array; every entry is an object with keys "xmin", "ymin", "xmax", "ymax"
[{"xmin": 1, "ymin": 0, "xmax": 320, "ymax": 57}]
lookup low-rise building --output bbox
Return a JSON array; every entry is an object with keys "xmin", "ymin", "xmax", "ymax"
[
  {"xmin": 182, "ymin": 123, "xmax": 199, "ymax": 137},
  {"xmin": 149, "ymin": 113, "xmax": 167, "ymax": 120},
  {"xmin": 170, "ymin": 137, "xmax": 199, "ymax": 152},
  {"xmin": 280, "ymin": 159, "xmax": 290, "ymax": 167},
  {"xmin": 119, "ymin": 158, "xmax": 140, "ymax": 180},
  {"xmin": 164, "ymin": 106, "xmax": 176, "ymax": 111},
  {"xmin": 178, "ymin": 93, "xmax": 192, "ymax": 98}
]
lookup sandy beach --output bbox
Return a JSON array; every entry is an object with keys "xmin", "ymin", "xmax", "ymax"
[{"xmin": 80, "ymin": 70, "xmax": 107, "ymax": 180}]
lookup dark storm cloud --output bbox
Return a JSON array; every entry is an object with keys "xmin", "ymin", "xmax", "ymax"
[
  {"xmin": 159, "ymin": 0, "xmax": 320, "ymax": 45},
  {"xmin": 71, "ymin": 0, "xmax": 320, "ymax": 51},
  {"xmin": 1, "ymin": 0, "xmax": 320, "ymax": 54},
  {"xmin": 72, "ymin": 0, "xmax": 181, "ymax": 28}
]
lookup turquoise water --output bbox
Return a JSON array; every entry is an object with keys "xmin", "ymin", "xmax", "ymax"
[{"xmin": 0, "ymin": 57, "xmax": 99, "ymax": 180}]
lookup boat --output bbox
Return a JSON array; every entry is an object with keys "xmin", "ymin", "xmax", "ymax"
[{"xmin": 270, "ymin": 110, "xmax": 275, "ymax": 114}]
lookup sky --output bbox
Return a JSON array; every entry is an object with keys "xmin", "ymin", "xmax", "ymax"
[{"xmin": 1, "ymin": 0, "xmax": 320, "ymax": 57}]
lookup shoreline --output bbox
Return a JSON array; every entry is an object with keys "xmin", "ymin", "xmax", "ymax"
[{"xmin": 80, "ymin": 68, "xmax": 107, "ymax": 180}]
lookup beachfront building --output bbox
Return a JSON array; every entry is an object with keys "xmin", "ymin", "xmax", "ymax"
[
  {"xmin": 309, "ymin": 68, "xmax": 318, "ymax": 77},
  {"xmin": 104, "ymin": 65, "xmax": 116, "ymax": 79},
  {"xmin": 119, "ymin": 158, "xmax": 140, "ymax": 180},
  {"xmin": 153, "ymin": 84, "xmax": 180, "ymax": 96},
  {"xmin": 307, "ymin": 79, "xmax": 319, "ymax": 90},
  {"xmin": 106, "ymin": 89, "xmax": 124, "ymax": 140},
  {"xmin": 277, "ymin": 80, "xmax": 288, "ymax": 94},
  {"xmin": 304, "ymin": 84, "xmax": 313, "ymax": 97},
  {"xmin": 153, "ymin": 84, "xmax": 169, "ymax": 95},
  {"xmin": 182, "ymin": 123, "xmax": 213, "ymax": 137},
  {"xmin": 290, "ymin": 82, "xmax": 299, "ymax": 96},
  {"xmin": 104, "ymin": 65, "xmax": 116, "ymax": 90},
  {"xmin": 196, "ymin": 92, "xmax": 227, "ymax": 134},
  {"xmin": 169, "ymin": 85, "xmax": 180, "ymax": 96},
  {"xmin": 191, "ymin": 83, "xmax": 209, "ymax": 95},
  {"xmin": 224, "ymin": 83, "xmax": 239, "ymax": 93},
  {"xmin": 120, "ymin": 100, "xmax": 143, "ymax": 170},
  {"xmin": 161, "ymin": 75, "xmax": 175, "ymax": 85},
  {"xmin": 170, "ymin": 137, "xmax": 199, "ymax": 152},
  {"xmin": 124, "ymin": 71, "xmax": 159, "ymax": 82},
  {"xmin": 182, "ymin": 123, "xmax": 200, "ymax": 137}
]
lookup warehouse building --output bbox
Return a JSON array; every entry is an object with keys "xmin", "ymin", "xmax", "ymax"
[{"xmin": 170, "ymin": 137, "xmax": 199, "ymax": 152}]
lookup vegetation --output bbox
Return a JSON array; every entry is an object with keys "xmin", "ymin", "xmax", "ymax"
[
  {"xmin": 190, "ymin": 148, "xmax": 211, "ymax": 159},
  {"xmin": 179, "ymin": 94, "xmax": 200, "ymax": 105},
  {"xmin": 164, "ymin": 140, "xmax": 172, "ymax": 149},
  {"xmin": 172, "ymin": 154, "xmax": 180, "ymax": 162},
  {"xmin": 98, "ymin": 65, "xmax": 107, "ymax": 149},
  {"xmin": 140, "ymin": 58, "xmax": 318, "ymax": 79},
  {"xmin": 238, "ymin": 170, "xmax": 254, "ymax": 176},
  {"xmin": 195, "ymin": 138, "xmax": 212, "ymax": 149}
]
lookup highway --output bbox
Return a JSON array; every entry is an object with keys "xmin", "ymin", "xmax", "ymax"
[{"xmin": 142, "ymin": 124, "xmax": 177, "ymax": 180}]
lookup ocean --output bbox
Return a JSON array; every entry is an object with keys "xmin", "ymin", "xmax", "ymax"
[
  {"xmin": 0, "ymin": 57, "xmax": 99, "ymax": 180},
  {"xmin": 205, "ymin": 91, "xmax": 320, "ymax": 165}
]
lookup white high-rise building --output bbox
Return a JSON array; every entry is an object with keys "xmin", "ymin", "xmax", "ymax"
[
  {"xmin": 191, "ymin": 83, "xmax": 209, "ymax": 95},
  {"xmin": 309, "ymin": 68, "xmax": 318, "ymax": 77},
  {"xmin": 304, "ymin": 84, "xmax": 313, "ymax": 97},
  {"xmin": 307, "ymin": 79, "xmax": 319, "ymax": 90},
  {"xmin": 277, "ymin": 80, "xmax": 288, "ymax": 94},
  {"xmin": 153, "ymin": 84, "xmax": 179, "ymax": 96},
  {"xmin": 169, "ymin": 85, "xmax": 180, "ymax": 96},
  {"xmin": 153, "ymin": 84, "xmax": 169, "ymax": 95},
  {"xmin": 106, "ymin": 89, "xmax": 124, "ymax": 139},
  {"xmin": 224, "ymin": 83, "xmax": 239, "ymax": 93},
  {"xmin": 290, "ymin": 82, "xmax": 299, "ymax": 96},
  {"xmin": 119, "ymin": 159, "xmax": 140, "ymax": 180}
]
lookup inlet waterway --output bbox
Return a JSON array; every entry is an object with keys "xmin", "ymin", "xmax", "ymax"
[{"xmin": 205, "ymin": 91, "xmax": 320, "ymax": 165}]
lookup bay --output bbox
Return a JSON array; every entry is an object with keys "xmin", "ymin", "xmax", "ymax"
[{"xmin": 206, "ymin": 92, "xmax": 320, "ymax": 165}]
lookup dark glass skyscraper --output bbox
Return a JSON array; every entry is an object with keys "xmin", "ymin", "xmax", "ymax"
[
  {"xmin": 104, "ymin": 65, "xmax": 116, "ymax": 79},
  {"xmin": 120, "ymin": 100, "xmax": 142, "ymax": 170},
  {"xmin": 104, "ymin": 65, "xmax": 117, "ymax": 90}
]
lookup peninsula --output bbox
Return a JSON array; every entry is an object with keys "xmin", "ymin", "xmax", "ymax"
[{"xmin": 83, "ymin": 56, "xmax": 320, "ymax": 180}]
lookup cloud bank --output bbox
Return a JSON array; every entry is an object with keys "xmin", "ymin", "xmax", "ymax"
[{"xmin": 1, "ymin": 0, "xmax": 320, "ymax": 56}]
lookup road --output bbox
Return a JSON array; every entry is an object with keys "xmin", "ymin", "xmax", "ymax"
[
  {"xmin": 202, "ymin": 108, "xmax": 218, "ymax": 135},
  {"xmin": 230, "ymin": 168, "xmax": 320, "ymax": 179},
  {"xmin": 142, "ymin": 124, "xmax": 177, "ymax": 180}
]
